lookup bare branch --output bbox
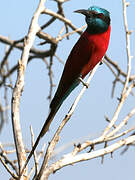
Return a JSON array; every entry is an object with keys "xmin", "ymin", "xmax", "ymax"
[
  {"xmin": 11, "ymin": 0, "xmax": 46, "ymax": 178},
  {"xmin": 0, "ymin": 35, "xmax": 54, "ymax": 57},
  {"xmin": 27, "ymin": 144, "xmax": 46, "ymax": 179},
  {"xmin": 0, "ymin": 1, "xmax": 135, "ymax": 179},
  {"xmin": 104, "ymin": 55, "xmax": 135, "ymax": 82},
  {"xmin": 106, "ymin": 107, "xmax": 135, "ymax": 138},
  {"xmin": 0, "ymin": 155, "xmax": 18, "ymax": 179},
  {"xmin": 42, "ymin": 8, "xmax": 83, "ymax": 35},
  {"xmin": 43, "ymin": 135, "xmax": 135, "ymax": 176},
  {"xmin": 101, "ymin": 0, "xmax": 133, "ymax": 137}
]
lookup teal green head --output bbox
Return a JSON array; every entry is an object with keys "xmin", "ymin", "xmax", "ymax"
[{"xmin": 74, "ymin": 6, "xmax": 111, "ymax": 34}]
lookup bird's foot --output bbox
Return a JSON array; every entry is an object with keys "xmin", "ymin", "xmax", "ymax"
[
  {"xmin": 100, "ymin": 61, "xmax": 103, "ymax": 65},
  {"xmin": 78, "ymin": 77, "xmax": 89, "ymax": 88},
  {"xmin": 100, "ymin": 56, "xmax": 105, "ymax": 65}
]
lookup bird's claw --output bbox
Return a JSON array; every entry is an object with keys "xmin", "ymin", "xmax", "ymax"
[
  {"xmin": 99, "ymin": 61, "xmax": 103, "ymax": 65},
  {"xmin": 78, "ymin": 77, "xmax": 89, "ymax": 88}
]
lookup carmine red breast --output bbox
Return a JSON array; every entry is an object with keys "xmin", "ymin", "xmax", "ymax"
[{"xmin": 81, "ymin": 25, "xmax": 111, "ymax": 78}]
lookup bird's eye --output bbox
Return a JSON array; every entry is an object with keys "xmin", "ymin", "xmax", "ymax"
[{"xmin": 97, "ymin": 13, "xmax": 104, "ymax": 19}]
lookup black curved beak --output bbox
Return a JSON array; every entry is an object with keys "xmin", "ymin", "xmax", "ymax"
[{"xmin": 74, "ymin": 9, "xmax": 93, "ymax": 17}]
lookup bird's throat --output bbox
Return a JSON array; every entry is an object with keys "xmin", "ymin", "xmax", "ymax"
[{"xmin": 86, "ymin": 25, "xmax": 109, "ymax": 34}]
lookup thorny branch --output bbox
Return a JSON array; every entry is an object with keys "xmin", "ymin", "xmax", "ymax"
[{"xmin": 0, "ymin": 0, "xmax": 135, "ymax": 180}]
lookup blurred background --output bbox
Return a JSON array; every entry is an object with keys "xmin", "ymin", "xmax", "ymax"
[{"xmin": 0, "ymin": 0, "xmax": 135, "ymax": 179}]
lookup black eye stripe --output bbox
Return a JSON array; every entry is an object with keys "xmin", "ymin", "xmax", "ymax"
[
  {"xmin": 95, "ymin": 13, "xmax": 110, "ymax": 25},
  {"xmin": 86, "ymin": 11, "xmax": 111, "ymax": 25}
]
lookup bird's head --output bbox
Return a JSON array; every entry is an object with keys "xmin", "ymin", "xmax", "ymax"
[{"xmin": 74, "ymin": 6, "xmax": 111, "ymax": 34}]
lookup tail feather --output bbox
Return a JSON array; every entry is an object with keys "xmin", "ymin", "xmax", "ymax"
[
  {"xmin": 21, "ymin": 108, "xmax": 57, "ymax": 175},
  {"xmin": 22, "ymin": 82, "xmax": 76, "ymax": 174},
  {"xmin": 40, "ymin": 109, "xmax": 57, "ymax": 137}
]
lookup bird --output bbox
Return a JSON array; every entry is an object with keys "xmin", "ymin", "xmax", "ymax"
[
  {"xmin": 23, "ymin": 6, "xmax": 111, "ymax": 171},
  {"xmin": 41, "ymin": 6, "xmax": 111, "ymax": 136}
]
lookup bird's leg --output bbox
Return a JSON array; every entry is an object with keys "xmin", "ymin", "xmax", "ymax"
[
  {"xmin": 99, "ymin": 61, "xmax": 103, "ymax": 65},
  {"xmin": 100, "ymin": 56, "xmax": 105, "ymax": 65},
  {"xmin": 78, "ymin": 77, "xmax": 89, "ymax": 88}
]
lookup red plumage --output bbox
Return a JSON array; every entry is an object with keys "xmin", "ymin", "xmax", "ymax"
[
  {"xmin": 81, "ymin": 25, "xmax": 111, "ymax": 77},
  {"xmin": 50, "ymin": 25, "xmax": 111, "ymax": 111},
  {"xmin": 41, "ymin": 25, "xmax": 111, "ymax": 137},
  {"xmin": 22, "ymin": 8, "xmax": 111, "ymax": 172}
]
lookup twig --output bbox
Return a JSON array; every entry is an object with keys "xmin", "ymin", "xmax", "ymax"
[
  {"xmin": 57, "ymin": 1, "xmax": 69, "ymax": 39},
  {"xmin": 0, "ymin": 45, "xmax": 13, "ymax": 75},
  {"xmin": 54, "ymin": 54, "xmax": 64, "ymax": 65},
  {"xmin": 0, "ymin": 152, "xmax": 18, "ymax": 174},
  {"xmin": 11, "ymin": 0, "xmax": 45, "ymax": 177},
  {"xmin": 121, "ymin": 0, "xmax": 132, "ymax": 95},
  {"xmin": 104, "ymin": 55, "xmax": 135, "ymax": 82},
  {"xmin": 0, "ymin": 35, "xmax": 53, "ymax": 57},
  {"xmin": 56, "ymin": 25, "xmax": 86, "ymax": 42},
  {"xmin": 101, "ymin": 0, "xmax": 133, "ymax": 137},
  {"xmin": 0, "ymin": 143, "xmax": 18, "ymax": 173},
  {"xmin": 0, "ymin": 155, "xmax": 18, "ymax": 179},
  {"xmin": 53, "ymin": 125, "xmax": 135, "ymax": 157},
  {"xmin": 47, "ymin": 56, "xmax": 54, "ymax": 103},
  {"xmin": 0, "ymin": 49, "xmax": 57, "ymax": 87},
  {"xmin": 42, "ymin": 135, "xmax": 135, "ymax": 176},
  {"xmin": 106, "ymin": 107, "xmax": 135, "ymax": 138},
  {"xmin": 102, "ymin": 83, "xmax": 135, "ymax": 137},
  {"xmin": 27, "ymin": 144, "xmax": 46, "ymax": 179},
  {"xmin": 42, "ymin": 8, "xmax": 82, "ymax": 35},
  {"xmin": 0, "ymin": 100, "xmax": 5, "ymax": 132}
]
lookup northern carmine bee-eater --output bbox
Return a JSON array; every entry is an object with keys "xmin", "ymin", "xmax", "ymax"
[
  {"xmin": 41, "ymin": 6, "xmax": 111, "ymax": 136},
  {"xmin": 25, "ymin": 6, "xmax": 111, "ymax": 166}
]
